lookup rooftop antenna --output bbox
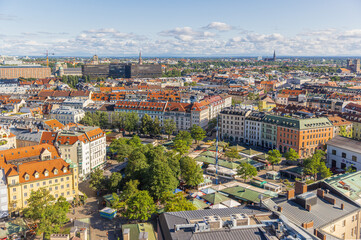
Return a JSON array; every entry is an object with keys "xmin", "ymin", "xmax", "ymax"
[{"xmin": 215, "ymin": 114, "xmax": 219, "ymax": 185}]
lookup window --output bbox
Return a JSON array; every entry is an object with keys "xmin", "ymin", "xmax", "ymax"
[
  {"xmin": 43, "ymin": 181, "xmax": 46, "ymax": 186},
  {"xmin": 24, "ymin": 185, "xmax": 27, "ymax": 190},
  {"xmin": 30, "ymin": 184, "xmax": 33, "ymax": 188},
  {"xmin": 25, "ymin": 174, "xmax": 29, "ymax": 181},
  {"xmin": 44, "ymin": 170, "xmax": 49, "ymax": 177},
  {"xmin": 24, "ymin": 201, "xmax": 27, "ymax": 205},
  {"xmin": 24, "ymin": 193, "xmax": 27, "ymax": 197},
  {"xmin": 332, "ymin": 149, "xmax": 336, "ymax": 155},
  {"xmin": 34, "ymin": 172, "xmax": 39, "ymax": 179},
  {"xmin": 13, "ymin": 188, "xmax": 16, "ymax": 192},
  {"xmin": 55, "ymin": 194, "xmax": 58, "ymax": 198},
  {"xmin": 352, "ymin": 156, "xmax": 357, "ymax": 162},
  {"xmin": 342, "ymin": 152, "xmax": 347, "ymax": 158},
  {"xmin": 13, "ymin": 196, "xmax": 16, "ymax": 200},
  {"xmin": 55, "ymin": 186, "xmax": 58, "ymax": 190}
]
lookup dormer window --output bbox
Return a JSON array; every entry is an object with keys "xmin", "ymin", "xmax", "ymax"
[
  {"xmin": 54, "ymin": 168, "xmax": 58, "ymax": 175},
  {"xmin": 34, "ymin": 172, "xmax": 39, "ymax": 179},
  {"xmin": 44, "ymin": 170, "xmax": 49, "ymax": 177},
  {"xmin": 24, "ymin": 173, "xmax": 29, "ymax": 181},
  {"xmin": 62, "ymin": 167, "xmax": 67, "ymax": 173}
]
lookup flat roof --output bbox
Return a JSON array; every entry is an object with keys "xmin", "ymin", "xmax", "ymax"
[{"xmin": 327, "ymin": 136, "xmax": 361, "ymax": 154}]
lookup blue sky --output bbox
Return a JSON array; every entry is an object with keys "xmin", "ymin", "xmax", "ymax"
[{"xmin": 1, "ymin": 0, "xmax": 361, "ymax": 56}]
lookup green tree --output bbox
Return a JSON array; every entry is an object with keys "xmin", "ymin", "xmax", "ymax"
[
  {"xmin": 108, "ymin": 172, "xmax": 122, "ymax": 192},
  {"xmin": 173, "ymin": 139, "xmax": 190, "ymax": 155},
  {"xmin": 122, "ymin": 179, "xmax": 140, "ymax": 199},
  {"xmin": 125, "ymin": 150, "xmax": 149, "ymax": 183},
  {"xmin": 109, "ymin": 138, "xmax": 134, "ymax": 162},
  {"xmin": 237, "ymin": 162, "xmax": 258, "ymax": 182},
  {"xmin": 89, "ymin": 168, "xmax": 105, "ymax": 191},
  {"xmin": 124, "ymin": 190, "xmax": 156, "ymax": 221},
  {"xmin": 165, "ymin": 151, "xmax": 181, "ymax": 178},
  {"xmin": 339, "ymin": 126, "xmax": 352, "ymax": 138},
  {"xmin": 303, "ymin": 150, "xmax": 329, "ymax": 180},
  {"xmin": 225, "ymin": 148, "xmax": 240, "ymax": 160},
  {"xmin": 161, "ymin": 192, "xmax": 196, "ymax": 212},
  {"xmin": 151, "ymin": 117, "xmax": 162, "ymax": 136},
  {"xmin": 174, "ymin": 131, "xmax": 193, "ymax": 146},
  {"xmin": 163, "ymin": 119, "xmax": 177, "ymax": 139},
  {"xmin": 180, "ymin": 157, "xmax": 204, "ymax": 187},
  {"xmin": 140, "ymin": 114, "xmax": 153, "ymax": 136},
  {"xmin": 284, "ymin": 148, "xmax": 300, "ymax": 162},
  {"xmin": 267, "ymin": 149, "xmax": 282, "ymax": 170},
  {"xmin": 23, "ymin": 189, "xmax": 70, "ymax": 238},
  {"xmin": 125, "ymin": 112, "xmax": 139, "ymax": 133},
  {"xmin": 80, "ymin": 113, "xmax": 94, "ymax": 126},
  {"xmin": 190, "ymin": 125, "xmax": 206, "ymax": 144},
  {"xmin": 147, "ymin": 160, "xmax": 178, "ymax": 199}
]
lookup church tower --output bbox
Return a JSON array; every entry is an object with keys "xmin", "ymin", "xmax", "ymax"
[
  {"xmin": 139, "ymin": 51, "xmax": 143, "ymax": 65},
  {"xmin": 273, "ymin": 50, "xmax": 276, "ymax": 61}
]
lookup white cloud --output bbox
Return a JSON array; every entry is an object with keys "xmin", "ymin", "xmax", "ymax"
[
  {"xmin": 204, "ymin": 22, "xmax": 232, "ymax": 31},
  {"xmin": 2, "ymin": 26, "xmax": 361, "ymax": 56},
  {"xmin": 159, "ymin": 27, "xmax": 216, "ymax": 41}
]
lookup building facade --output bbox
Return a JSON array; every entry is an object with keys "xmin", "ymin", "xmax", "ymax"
[
  {"xmin": 0, "ymin": 66, "xmax": 51, "ymax": 79},
  {"xmin": 50, "ymin": 106, "xmax": 85, "ymax": 124},
  {"xmin": 0, "ymin": 144, "xmax": 79, "ymax": 215},
  {"xmin": 326, "ymin": 136, "xmax": 361, "ymax": 171}
]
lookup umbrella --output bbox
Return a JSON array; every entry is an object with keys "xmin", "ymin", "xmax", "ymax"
[
  {"xmin": 221, "ymin": 199, "xmax": 241, "ymax": 208},
  {"xmin": 201, "ymin": 188, "xmax": 216, "ymax": 195},
  {"xmin": 209, "ymin": 203, "xmax": 228, "ymax": 209}
]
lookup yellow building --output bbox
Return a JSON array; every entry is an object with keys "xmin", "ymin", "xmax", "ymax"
[
  {"xmin": 258, "ymin": 96, "xmax": 276, "ymax": 112},
  {"xmin": 0, "ymin": 144, "xmax": 78, "ymax": 215}
]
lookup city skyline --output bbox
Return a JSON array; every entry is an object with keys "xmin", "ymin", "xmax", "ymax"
[{"xmin": 1, "ymin": 0, "xmax": 361, "ymax": 56}]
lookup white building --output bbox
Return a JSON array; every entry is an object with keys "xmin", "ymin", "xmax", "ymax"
[
  {"xmin": 49, "ymin": 125, "xmax": 106, "ymax": 180},
  {"xmin": 50, "ymin": 106, "xmax": 85, "ymax": 124},
  {"xmin": 220, "ymin": 107, "xmax": 251, "ymax": 142},
  {"xmin": 326, "ymin": 136, "xmax": 361, "ymax": 171},
  {"xmin": 0, "ymin": 168, "xmax": 8, "ymax": 219},
  {"xmin": 244, "ymin": 112, "xmax": 265, "ymax": 146},
  {"xmin": 61, "ymin": 99, "xmax": 94, "ymax": 109}
]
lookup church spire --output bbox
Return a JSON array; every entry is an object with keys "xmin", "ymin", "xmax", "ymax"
[
  {"xmin": 273, "ymin": 50, "xmax": 276, "ymax": 61},
  {"xmin": 139, "ymin": 51, "xmax": 143, "ymax": 65}
]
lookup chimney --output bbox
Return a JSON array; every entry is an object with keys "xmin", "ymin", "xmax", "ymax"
[
  {"xmin": 278, "ymin": 206, "xmax": 283, "ymax": 212},
  {"xmin": 341, "ymin": 203, "xmax": 344, "ymax": 210},
  {"xmin": 123, "ymin": 228, "xmax": 130, "ymax": 240},
  {"xmin": 317, "ymin": 189, "xmax": 325, "ymax": 198},
  {"xmin": 314, "ymin": 229, "xmax": 318, "ymax": 236},
  {"xmin": 79, "ymin": 228, "xmax": 87, "ymax": 240},
  {"xmin": 295, "ymin": 181, "xmax": 307, "ymax": 195},
  {"xmin": 287, "ymin": 189, "xmax": 295, "ymax": 200},
  {"xmin": 306, "ymin": 204, "xmax": 311, "ymax": 212},
  {"xmin": 139, "ymin": 232, "xmax": 148, "ymax": 240}
]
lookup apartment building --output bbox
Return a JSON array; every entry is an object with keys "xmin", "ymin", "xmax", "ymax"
[
  {"xmin": 40, "ymin": 125, "xmax": 106, "ymax": 179},
  {"xmin": 261, "ymin": 115, "xmax": 278, "ymax": 150},
  {"xmin": 50, "ymin": 106, "xmax": 85, "ymax": 124},
  {"xmin": 220, "ymin": 107, "xmax": 334, "ymax": 158},
  {"xmin": 0, "ymin": 144, "xmax": 78, "ymax": 216},
  {"xmin": 327, "ymin": 115, "xmax": 353, "ymax": 137},
  {"xmin": 0, "ymin": 126, "xmax": 16, "ymax": 150},
  {"xmin": 220, "ymin": 107, "xmax": 251, "ymax": 142},
  {"xmin": 244, "ymin": 111, "xmax": 265, "ymax": 146},
  {"xmin": 275, "ymin": 115, "xmax": 333, "ymax": 157},
  {"xmin": 0, "ymin": 66, "xmax": 51, "ymax": 79},
  {"xmin": 326, "ymin": 136, "xmax": 361, "ymax": 171}
]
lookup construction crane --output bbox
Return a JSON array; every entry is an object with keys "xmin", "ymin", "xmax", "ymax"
[{"xmin": 44, "ymin": 50, "xmax": 54, "ymax": 67}]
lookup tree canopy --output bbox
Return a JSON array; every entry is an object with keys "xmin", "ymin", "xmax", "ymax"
[
  {"xmin": 23, "ymin": 188, "xmax": 70, "ymax": 238},
  {"xmin": 237, "ymin": 162, "xmax": 258, "ymax": 182},
  {"xmin": 180, "ymin": 157, "xmax": 204, "ymax": 187},
  {"xmin": 284, "ymin": 148, "xmax": 299, "ymax": 162},
  {"xmin": 267, "ymin": 149, "xmax": 282, "ymax": 170},
  {"xmin": 190, "ymin": 125, "xmax": 206, "ymax": 144}
]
